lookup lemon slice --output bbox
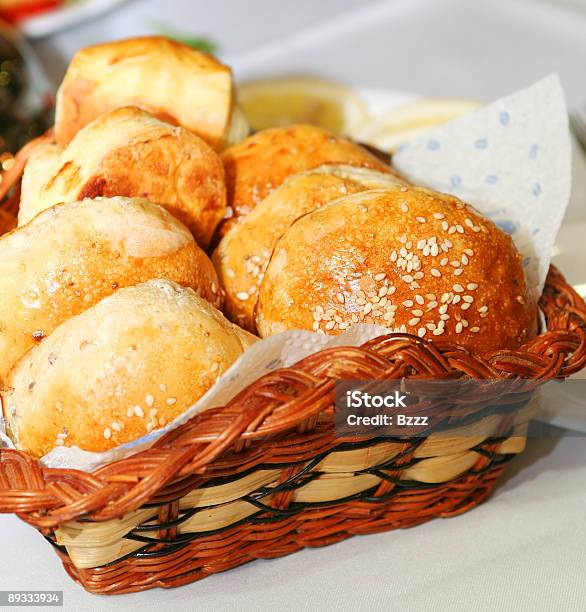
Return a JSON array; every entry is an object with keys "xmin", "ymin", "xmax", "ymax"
[
  {"xmin": 359, "ymin": 98, "xmax": 482, "ymax": 153},
  {"xmin": 237, "ymin": 76, "xmax": 368, "ymax": 135}
]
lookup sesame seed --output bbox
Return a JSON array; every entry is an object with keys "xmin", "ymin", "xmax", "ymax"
[
  {"xmin": 127, "ymin": 407, "xmax": 133, "ymax": 418},
  {"xmin": 470, "ymin": 326, "xmax": 481, "ymax": 333},
  {"xmin": 312, "ymin": 321, "xmax": 319, "ymax": 331},
  {"xmin": 391, "ymin": 250, "xmax": 398, "ymax": 262},
  {"xmin": 453, "ymin": 295, "xmax": 461, "ymax": 304},
  {"xmin": 415, "ymin": 294, "xmax": 424, "ymax": 305},
  {"xmin": 453, "ymin": 268, "xmax": 464, "ymax": 276},
  {"xmin": 351, "ymin": 313, "xmax": 359, "ymax": 323},
  {"xmin": 453, "ymin": 284, "xmax": 464, "ymax": 292},
  {"xmin": 478, "ymin": 305, "xmax": 488, "ymax": 313},
  {"xmin": 375, "ymin": 273, "xmax": 386, "ymax": 281},
  {"xmin": 423, "ymin": 245, "xmax": 431, "ymax": 257},
  {"xmin": 467, "ymin": 283, "xmax": 478, "ymax": 291},
  {"xmin": 414, "ymin": 271, "xmax": 424, "ymax": 280},
  {"xmin": 401, "ymin": 203, "xmax": 409, "ymax": 213},
  {"xmin": 339, "ymin": 322, "xmax": 350, "ymax": 330},
  {"xmin": 465, "ymin": 218, "xmax": 475, "ymax": 228},
  {"xmin": 111, "ymin": 421, "xmax": 121, "ymax": 432},
  {"xmin": 434, "ymin": 212, "xmax": 445, "ymax": 219},
  {"xmin": 146, "ymin": 421, "xmax": 155, "ymax": 433},
  {"xmin": 134, "ymin": 406, "xmax": 144, "ymax": 418},
  {"xmin": 427, "ymin": 301, "xmax": 438, "ymax": 310},
  {"xmin": 416, "ymin": 216, "xmax": 427, "ymax": 223},
  {"xmin": 450, "ymin": 260, "xmax": 460, "ymax": 268},
  {"xmin": 431, "ymin": 268, "xmax": 441, "ymax": 278},
  {"xmin": 461, "ymin": 254, "xmax": 469, "ymax": 265},
  {"xmin": 461, "ymin": 302, "xmax": 472, "ymax": 310},
  {"xmin": 426, "ymin": 322, "xmax": 436, "ymax": 330},
  {"xmin": 464, "ymin": 248, "xmax": 474, "ymax": 257},
  {"xmin": 432, "ymin": 328, "xmax": 444, "ymax": 336},
  {"xmin": 388, "ymin": 286, "xmax": 397, "ymax": 295},
  {"xmin": 356, "ymin": 297, "xmax": 367, "ymax": 306},
  {"xmin": 325, "ymin": 320, "xmax": 336, "ymax": 330},
  {"xmin": 409, "ymin": 317, "xmax": 421, "ymax": 326},
  {"xmin": 430, "ymin": 244, "xmax": 439, "ymax": 256},
  {"xmin": 400, "ymin": 235, "xmax": 408, "ymax": 244},
  {"xmin": 412, "ymin": 309, "xmax": 424, "ymax": 317},
  {"xmin": 337, "ymin": 292, "xmax": 345, "ymax": 304},
  {"xmin": 379, "ymin": 286, "xmax": 388, "ymax": 297},
  {"xmin": 146, "ymin": 394, "xmax": 154, "ymax": 407},
  {"xmin": 103, "ymin": 427, "xmax": 112, "ymax": 440},
  {"xmin": 439, "ymin": 304, "xmax": 448, "ymax": 314},
  {"xmin": 440, "ymin": 257, "xmax": 449, "ymax": 266},
  {"xmin": 403, "ymin": 300, "xmax": 414, "ymax": 307},
  {"xmin": 402, "ymin": 275, "xmax": 414, "ymax": 283},
  {"xmin": 517, "ymin": 295, "xmax": 525, "ymax": 304},
  {"xmin": 236, "ymin": 292, "xmax": 249, "ymax": 301},
  {"xmin": 442, "ymin": 221, "xmax": 449, "ymax": 231},
  {"xmin": 417, "ymin": 239, "xmax": 427, "ymax": 250},
  {"xmin": 149, "ymin": 408, "xmax": 158, "ymax": 418},
  {"xmin": 463, "ymin": 295, "xmax": 474, "ymax": 303},
  {"xmin": 448, "ymin": 226, "xmax": 457, "ymax": 234},
  {"xmin": 440, "ymin": 314, "xmax": 449, "ymax": 321},
  {"xmin": 456, "ymin": 322, "xmax": 463, "ymax": 333},
  {"xmin": 417, "ymin": 327, "xmax": 427, "ymax": 338}
]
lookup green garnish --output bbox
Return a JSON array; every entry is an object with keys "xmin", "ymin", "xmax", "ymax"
[{"xmin": 153, "ymin": 23, "xmax": 217, "ymax": 54}]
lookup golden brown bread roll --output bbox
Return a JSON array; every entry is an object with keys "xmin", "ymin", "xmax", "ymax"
[
  {"xmin": 256, "ymin": 187, "xmax": 537, "ymax": 353},
  {"xmin": 19, "ymin": 107, "xmax": 226, "ymax": 248},
  {"xmin": 218, "ymin": 124, "xmax": 396, "ymax": 238},
  {"xmin": 0, "ymin": 209, "xmax": 16, "ymax": 236},
  {"xmin": 2, "ymin": 280, "xmax": 256, "ymax": 457},
  {"xmin": 54, "ymin": 36, "xmax": 237, "ymax": 150},
  {"xmin": 0, "ymin": 196, "xmax": 221, "ymax": 385},
  {"xmin": 213, "ymin": 165, "xmax": 407, "ymax": 331}
]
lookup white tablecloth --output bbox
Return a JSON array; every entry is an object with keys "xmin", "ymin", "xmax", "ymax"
[{"xmin": 2, "ymin": 1, "xmax": 585, "ymax": 610}]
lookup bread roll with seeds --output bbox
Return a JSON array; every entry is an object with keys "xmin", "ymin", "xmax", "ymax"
[
  {"xmin": 256, "ymin": 187, "xmax": 537, "ymax": 353},
  {"xmin": 218, "ymin": 124, "xmax": 395, "ymax": 238},
  {"xmin": 213, "ymin": 165, "xmax": 407, "ymax": 331},
  {"xmin": 19, "ymin": 107, "xmax": 226, "ymax": 248},
  {"xmin": 0, "ymin": 196, "xmax": 221, "ymax": 385},
  {"xmin": 0, "ymin": 209, "xmax": 16, "ymax": 236},
  {"xmin": 55, "ymin": 36, "xmax": 236, "ymax": 150},
  {"xmin": 2, "ymin": 280, "xmax": 257, "ymax": 457}
]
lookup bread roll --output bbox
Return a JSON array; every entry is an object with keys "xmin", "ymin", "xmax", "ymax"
[
  {"xmin": 0, "ymin": 209, "xmax": 16, "ymax": 236},
  {"xmin": 256, "ymin": 187, "xmax": 537, "ymax": 353},
  {"xmin": 2, "ymin": 280, "xmax": 256, "ymax": 457},
  {"xmin": 0, "ymin": 196, "xmax": 221, "ymax": 385},
  {"xmin": 54, "ymin": 36, "xmax": 236, "ymax": 150},
  {"xmin": 218, "ymin": 124, "xmax": 395, "ymax": 238},
  {"xmin": 213, "ymin": 165, "xmax": 407, "ymax": 331},
  {"xmin": 19, "ymin": 107, "xmax": 226, "ymax": 248}
]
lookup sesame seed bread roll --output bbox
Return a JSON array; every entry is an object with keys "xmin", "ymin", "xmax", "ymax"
[
  {"xmin": 0, "ymin": 196, "xmax": 221, "ymax": 385},
  {"xmin": 0, "ymin": 209, "xmax": 16, "ymax": 236},
  {"xmin": 54, "ymin": 36, "xmax": 236, "ymax": 150},
  {"xmin": 213, "ymin": 165, "xmax": 408, "ymax": 331},
  {"xmin": 2, "ymin": 280, "xmax": 257, "ymax": 457},
  {"xmin": 218, "ymin": 124, "xmax": 395, "ymax": 238},
  {"xmin": 19, "ymin": 107, "xmax": 226, "ymax": 248},
  {"xmin": 256, "ymin": 187, "xmax": 537, "ymax": 353}
]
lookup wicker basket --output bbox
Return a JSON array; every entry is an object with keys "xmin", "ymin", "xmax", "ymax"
[{"xmin": 0, "ymin": 136, "xmax": 585, "ymax": 595}]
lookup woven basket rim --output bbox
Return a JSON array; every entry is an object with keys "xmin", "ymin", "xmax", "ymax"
[{"xmin": 0, "ymin": 135, "xmax": 585, "ymax": 528}]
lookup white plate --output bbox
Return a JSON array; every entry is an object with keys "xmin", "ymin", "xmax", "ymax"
[{"xmin": 20, "ymin": 0, "xmax": 129, "ymax": 38}]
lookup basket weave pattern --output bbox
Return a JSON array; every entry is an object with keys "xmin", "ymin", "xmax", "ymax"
[{"xmin": 0, "ymin": 143, "xmax": 585, "ymax": 593}]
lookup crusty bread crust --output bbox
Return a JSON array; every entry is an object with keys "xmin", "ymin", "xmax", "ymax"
[
  {"xmin": 55, "ymin": 36, "xmax": 234, "ymax": 150},
  {"xmin": 2, "ymin": 280, "xmax": 256, "ymax": 457},
  {"xmin": 257, "ymin": 187, "xmax": 537, "ymax": 353},
  {"xmin": 20, "ymin": 107, "xmax": 226, "ymax": 248},
  {"xmin": 218, "ymin": 124, "xmax": 395, "ymax": 238},
  {"xmin": 0, "ymin": 196, "xmax": 221, "ymax": 385},
  {"xmin": 213, "ymin": 165, "xmax": 407, "ymax": 331},
  {"xmin": 0, "ymin": 209, "xmax": 15, "ymax": 236}
]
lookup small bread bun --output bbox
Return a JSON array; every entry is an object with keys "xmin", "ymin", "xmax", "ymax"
[
  {"xmin": 2, "ymin": 280, "xmax": 257, "ymax": 457},
  {"xmin": 0, "ymin": 209, "xmax": 16, "ymax": 236},
  {"xmin": 256, "ymin": 187, "xmax": 537, "ymax": 353},
  {"xmin": 54, "ymin": 36, "xmax": 235, "ymax": 150},
  {"xmin": 0, "ymin": 196, "xmax": 221, "ymax": 385},
  {"xmin": 218, "ymin": 124, "xmax": 395, "ymax": 238},
  {"xmin": 213, "ymin": 165, "xmax": 407, "ymax": 331},
  {"xmin": 19, "ymin": 107, "xmax": 226, "ymax": 248}
]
